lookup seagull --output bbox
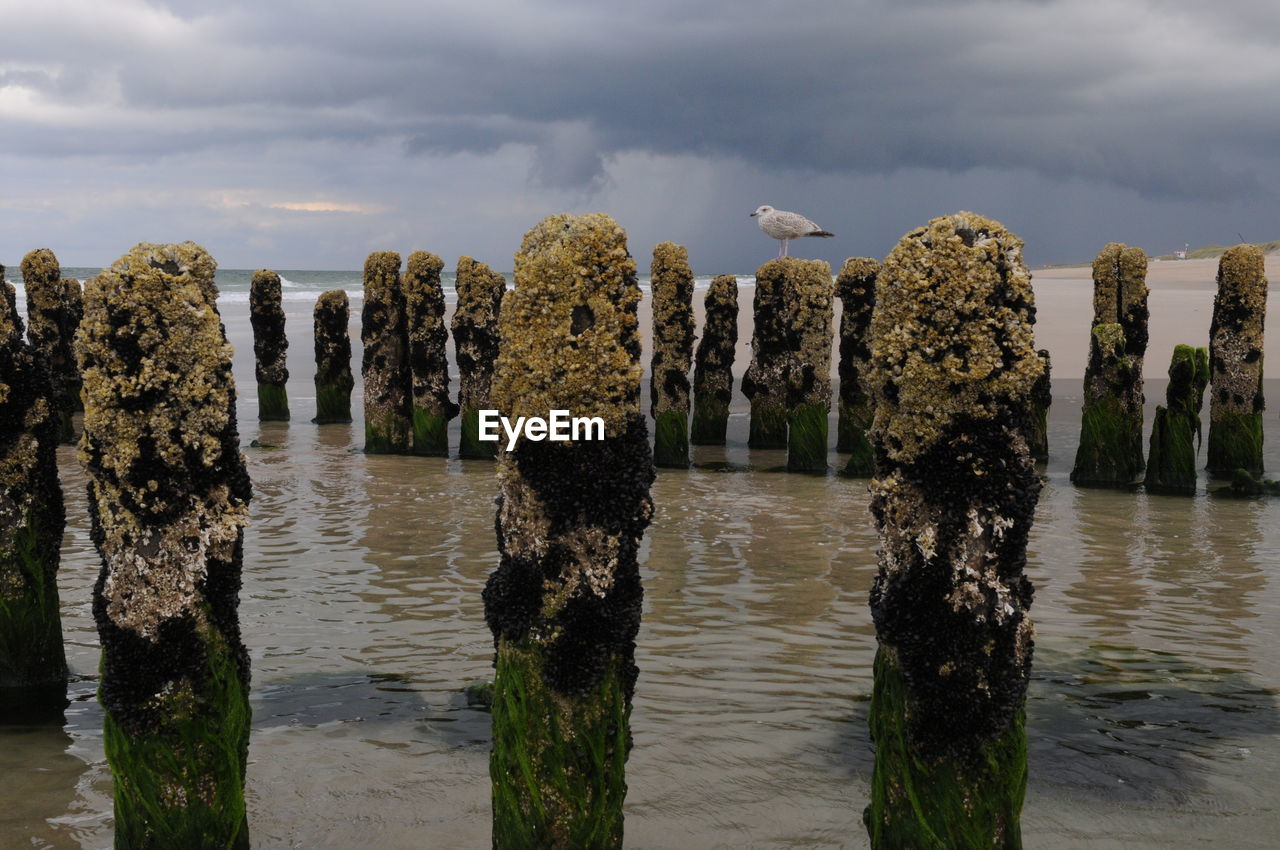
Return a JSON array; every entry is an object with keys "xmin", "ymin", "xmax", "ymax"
[{"xmin": 750, "ymin": 205, "xmax": 834, "ymax": 258}]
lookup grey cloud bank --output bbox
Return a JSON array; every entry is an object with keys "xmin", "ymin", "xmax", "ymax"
[{"xmin": 3, "ymin": 0, "xmax": 1279, "ymax": 269}]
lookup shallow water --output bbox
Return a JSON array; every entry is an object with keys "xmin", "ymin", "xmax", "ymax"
[{"xmin": 3, "ymin": 317, "xmax": 1279, "ymax": 847}]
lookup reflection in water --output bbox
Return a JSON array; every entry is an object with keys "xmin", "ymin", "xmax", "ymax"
[
  {"xmin": 0, "ymin": 715, "xmax": 89, "ymax": 849},
  {"xmin": 6, "ymin": 387, "xmax": 1280, "ymax": 847}
]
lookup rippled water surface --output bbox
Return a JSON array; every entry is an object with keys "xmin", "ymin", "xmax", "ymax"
[{"xmin": 3, "ymin": 308, "xmax": 1279, "ymax": 847}]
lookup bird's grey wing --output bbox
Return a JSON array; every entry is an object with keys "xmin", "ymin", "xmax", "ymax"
[{"xmin": 766, "ymin": 210, "xmax": 824, "ymax": 239}]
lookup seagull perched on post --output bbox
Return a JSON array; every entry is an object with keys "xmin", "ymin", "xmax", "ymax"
[{"xmin": 750, "ymin": 205, "xmax": 834, "ymax": 258}]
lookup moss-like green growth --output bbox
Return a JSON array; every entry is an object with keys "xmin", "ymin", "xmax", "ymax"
[
  {"xmin": 404, "ymin": 251, "xmax": 458, "ymax": 456},
  {"xmin": 0, "ymin": 274, "xmax": 68, "ymax": 720},
  {"xmin": 104, "ymin": 616, "xmax": 250, "ymax": 850},
  {"xmin": 312, "ymin": 290, "xmax": 354, "ymax": 424},
  {"xmin": 1207, "ymin": 245, "xmax": 1267, "ymax": 477},
  {"xmin": 649, "ymin": 242, "xmax": 695, "ymax": 467},
  {"xmin": 1071, "ymin": 324, "xmax": 1144, "ymax": 486},
  {"xmin": 452, "ymin": 256, "xmax": 505, "ymax": 459},
  {"xmin": 787, "ymin": 402, "xmax": 828, "ymax": 473},
  {"xmin": 1072, "ymin": 243, "xmax": 1149, "ymax": 485},
  {"xmin": 485, "ymin": 214, "xmax": 654, "ymax": 847},
  {"xmin": 836, "ymin": 258, "xmax": 878, "ymax": 473},
  {"xmin": 490, "ymin": 641, "xmax": 630, "ymax": 849},
  {"xmin": 75, "ymin": 242, "xmax": 252, "ymax": 848},
  {"xmin": 20, "ymin": 250, "xmax": 81, "ymax": 442},
  {"xmin": 1145, "ymin": 345, "xmax": 1209, "ymax": 494},
  {"xmin": 1229, "ymin": 468, "xmax": 1280, "ymax": 496},
  {"xmin": 743, "ymin": 258, "xmax": 834, "ymax": 466},
  {"xmin": 866, "ymin": 213, "xmax": 1040, "ymax": 848},
  {"xmin": 865, "ymin": 649, "xmax": 1026, "ymax": 850},
  {"xmin": 249, "ymin": 269, "xmax": 289, "ymax": 421},
  {"xmin": 361, "ymin": 251, "xmax": 412, "ymax": 453},
  {"xmin": 690, "ymin": 275, "xmax": 738, "ymax": 446},
  {"xmin": 1026, "ymin": 350, "xmax": 1051, "ymax": 462}
]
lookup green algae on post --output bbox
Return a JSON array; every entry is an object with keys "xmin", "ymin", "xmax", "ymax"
[
  {"xmin": 250, "ymin": 269, "xmax": 289, "ymax": 421},
  {"xmin": 404, "ymin": 251, "xmax": 458, "ymax": 456},
  {"xmin": 0, "ymin": 273, "xmax": 69, "ymax": 721},
  {"xmin": 75, "ymin": 242, "xmax": 252, "ymax": 849},
  {"xmin": 690, "ymin": 275, "xmax": 738, "ymax": 446},
  {"xmin": 361, "ymin": 251, "xmax": 412, "ymax": 453},
  {"xmin": 312, "ymin": 290, "xmax": 354, "ymax": 424},
  {"xmin": 451, "ymin": 256, "xmax": 505, "ymax": 459},
  {"xmin": 1207, "ymin": 245, "xmax": 1267, "ymax": 477},
  {"xmin": 1071, "ymin": 243, "xmax": 1149, "ymax": 486},
  {"xmin": 21, "ymin": 249, "xmax": 81, "ymax": 443},
  {"xmin": 865, "ymin": 212, "xmax": 1041, "ymax": 848},
  {"xmin": 1146, "ymin": 345, "xmax": 1209, "ymax": 494},
  {"xmin": 835, "ymin": 257, "xmax": 878, "ymax": 474},
  {"xmin": 649, "ymin": 242, "xmax": 695, "ymax": 467},
  {"xmin": 484, "ymin": 213, "xmax": 654, "ymax": 848}
]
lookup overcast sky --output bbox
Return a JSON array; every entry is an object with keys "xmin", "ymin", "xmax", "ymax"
[{"xmin": 3, "ymin": 0, "xmax": 1278, "ymax": 271}]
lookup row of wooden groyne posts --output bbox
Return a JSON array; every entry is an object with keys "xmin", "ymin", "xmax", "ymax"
[{"xmin": 0, "ymin": 212, "xmax": 1270, "ymax": 848}]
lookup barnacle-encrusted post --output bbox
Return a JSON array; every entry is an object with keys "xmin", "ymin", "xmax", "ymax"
[
  {"xmin": 21, "ymin": 249, "xmax": 81, "ymax": 442},
  {"xmin": 0, "ymin": 272, "xmax": 68, "ymax": 720},
  {"xmin": 1070, "ymin": 243, "xmax": 1149, "ymax": 485},
  {"xmin": 1206, "ymin": 245, "xmax": 1267, "ymax": 477},
  {"xmin": 1027, "ymin": 349, "xmax": 1051, "ymax": 462},
  {"xmin": 312, "ymin": 290, "xmax": 354, "ymax": 424},
  {"xmin": 690, "ymin": 275, "xmax": 738, "ymax": 445},
  {"xmin": 782, "ymin": 258, "xmax": 834, "ymax": 472},
  {"xmin": 865, "ymin": 213, "xmax": 1041, "ymax": 848},
  {"xmin": 1146, "ymin": 345, "xmax": 1209, "ymax": 494},
  {"xmin": 649, "ymin": 242, "xmax": 695, "ymax": 467},
  {"xmin": 836, "ymin": 257, "xmax": 878, "ymax": 474},
  {"xmin": 76, "ymin": 243, "xmax": 252, "ymax": 849},
  {"xmin": 250, "ymin": 269, "xmax": 289, "ymax": 421},
  {"xmin": 483, "ymin": 213, "xmax": 654, "ymax": 848},
  {"xmin": 452, "ymin": 256, "xmax": 505, "ymax": 458},
  {"xmin": 404, "ymin": 251, "xmax": 458, "ymax": 456},
  {"xmin": 742, "ymin": 261, "xmax": 789, "ymax": 448},
  {"xmin": 361, "ymin": 251, "xmax": 412, "ymax": 453}
]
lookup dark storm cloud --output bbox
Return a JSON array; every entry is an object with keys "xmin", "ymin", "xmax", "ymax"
[{"xmin": 6, "ymin": 0, "xmax": 1279, "ymax": 200}]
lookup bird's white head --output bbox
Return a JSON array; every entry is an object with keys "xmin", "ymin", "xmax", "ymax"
[{"xmin": 750, "ymin": 205, "xmax": 774, "ymax": 218}]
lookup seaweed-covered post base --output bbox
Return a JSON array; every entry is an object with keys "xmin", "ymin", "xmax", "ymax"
[
  {"xmin": 747, "ymin": 403, "xmax": 788, "ymax": 448},
  {"xmin": 1206, "ymin": 245, "xmax": 1267, "ymax": 478},
  {"xmin": 458, "ymin": 409, "xmax": 497, "ymax": 459},
  {"xmin": 1146, "ymin": 345, "xmax": 1208, "ymax": 494},
  {"xmin": 787, "ymin": 403, "xmax": 828, "ymax": 473},
  {"xmin": 652, "ymin": 409, "xmax": 689, "ymax": 467},
  {"xmin": 0, "ymin": 272, "xmax": 68, "ymax": 721},
  {"xmin": 312, "ymin": 290, "xmax": 354, "ymax": 424},
  {"xmin": 77, "ymin": 242, "xmax": 252, "ymax": 849},
  {"xmin": 865, "ymin": 649, "xmax": 1027, "ymax": 848},
  {"xmin": 484, "ymin": 214, "xmax": 653, "ymax": 847},
  {"xmin": 490, "ymin": 642, "xmax": 630, "ymax": 848},
  {"xmin": 1071, "ymin": 324, "xmax": 1143, "ymax": 486},
  {"xmin": 865, "ymin": 213, "xmax": 1041, "ymax": 848}
]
